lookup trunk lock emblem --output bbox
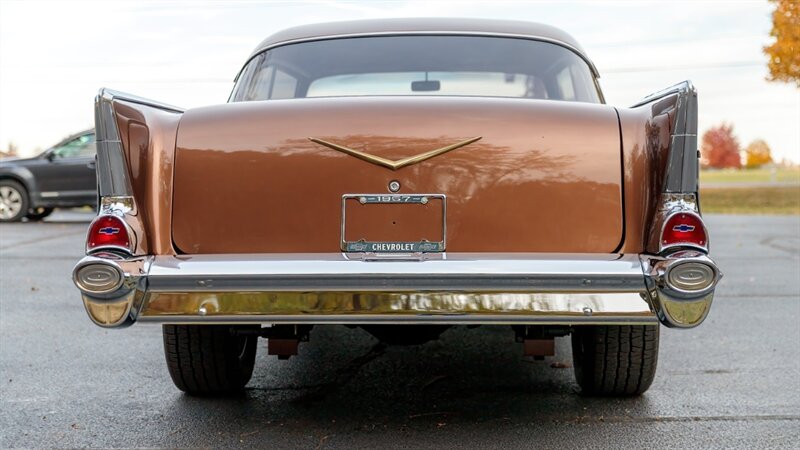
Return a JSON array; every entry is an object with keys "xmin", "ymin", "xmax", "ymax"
[{"xmin": 388, "ymin": 180, "xmax": 401, "ymax": 193}]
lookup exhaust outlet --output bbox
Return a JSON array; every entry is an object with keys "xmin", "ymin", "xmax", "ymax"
[
  {"xmin": 644, "ymin": 251, "xmax": 722, "ymax": 328},
  {"xmin": 666, "ymin": 261, "xmax": 716, "ymax": 293},
  {"xmin": 74, "ymin": 262, "xmax": 123, "ymax": 295}
]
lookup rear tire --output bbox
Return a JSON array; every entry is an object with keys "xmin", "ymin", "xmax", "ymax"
[
  {"xmin": 0, "ymin": 180, "xmax": 29, "ymax": 223},
  {"xmin": 571, "ymin": 325, "xmax": 659, "ymax": 396},
  {"xmin": 26, "ymin": 207, "xmax": 54, "ymax": 221},
  {"xmin": 162, "ymin": 325, "xmax": 258, "ymax": 395}
]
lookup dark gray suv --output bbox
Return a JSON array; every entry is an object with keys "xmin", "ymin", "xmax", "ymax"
[{"xmin": 0, "ymin": 129, "xmax": 96, "ymax": 222}]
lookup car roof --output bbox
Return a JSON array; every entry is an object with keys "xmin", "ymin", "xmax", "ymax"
[
  {"xmin": 48, "ymin": 128, "xmax": 94, "ymax": 150},
  {"xmin": 247, "ymin": 18, "xmax": 598, "ymax": 76}
]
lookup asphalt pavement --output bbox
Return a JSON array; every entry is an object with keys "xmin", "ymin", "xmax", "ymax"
[{"xmin": 1, "ymin": 211, "xmax": 798, "ymax": 449}]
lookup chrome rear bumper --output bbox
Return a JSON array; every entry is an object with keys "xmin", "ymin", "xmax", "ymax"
[{"xmin": 72, "ymin": 252, "xmax": 720, "ymax": 329}]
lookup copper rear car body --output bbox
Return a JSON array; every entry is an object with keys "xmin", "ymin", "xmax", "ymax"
[{"xmin": 74, "ymin": 20, "xmax": 720, "ymax": 332}]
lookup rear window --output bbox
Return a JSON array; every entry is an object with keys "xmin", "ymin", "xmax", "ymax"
[{"xmin": 231, "ymin": 35, "xmax": 601, "ymax": 103}]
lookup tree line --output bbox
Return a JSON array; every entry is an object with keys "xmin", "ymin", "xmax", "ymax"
[{"xmin": 701, "ymin": 124, "xmax": 775, "ymax": 170}]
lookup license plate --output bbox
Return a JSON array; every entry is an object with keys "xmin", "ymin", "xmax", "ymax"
[{"xmin": 341, "ymin": 194, "xmax": 446, "ymax": 252}]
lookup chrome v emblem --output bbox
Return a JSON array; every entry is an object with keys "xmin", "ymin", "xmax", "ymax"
[{"xmin": 308, "ymin": 136, "xmax": 482, "ymax": 170}]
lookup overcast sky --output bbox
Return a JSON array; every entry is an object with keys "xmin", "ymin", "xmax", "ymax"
[{"xmin": 1, "ymin": 0, "xmax": 798, "ymax": 162}]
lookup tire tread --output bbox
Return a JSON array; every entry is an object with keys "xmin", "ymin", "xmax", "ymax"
[
  {"xmin": 571, "ymin": 325, "xmax": 659, "ymax": 396},
  {"xmin": 162, "ymin": 325, "xmax": 257, "ymax": 395}
]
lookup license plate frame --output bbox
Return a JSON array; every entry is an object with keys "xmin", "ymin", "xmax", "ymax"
[{"xmin": 341, "ymin": 194, "xmax": 446, "ymax": 253}]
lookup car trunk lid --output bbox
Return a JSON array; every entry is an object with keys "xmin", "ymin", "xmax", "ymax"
[{"xmin": 171, "ymin": 96, "xmax": 623, "ymax": 253}]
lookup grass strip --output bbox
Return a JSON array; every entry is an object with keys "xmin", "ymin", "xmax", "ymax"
[{"xmin": 700, "ymin": 186, "xmax": 800, "ymax": 215}]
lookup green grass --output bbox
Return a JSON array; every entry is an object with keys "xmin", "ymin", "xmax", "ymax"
[
  {"xmin": 700, "ymin": 167, "xmax": 800, "ymax": 184},
  {"xmin": 700, "ymin": 186, "xmax": 800, "ymax": 215}
]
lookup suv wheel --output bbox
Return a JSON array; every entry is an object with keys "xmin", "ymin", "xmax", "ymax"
[
  {"xmin": 162, "ymin": 325, "xmax": 259, "ymax": 395},
  {"xmin": 26, "ymin": 207, "xmax": 54, "ymax": 221},
  {"xmin": 571, "ymin": 325, "xmax": 659, "ymax": 396},
  {"xmin": 0, "ymin": 180, "xmax": 29, "ymax": 223}
]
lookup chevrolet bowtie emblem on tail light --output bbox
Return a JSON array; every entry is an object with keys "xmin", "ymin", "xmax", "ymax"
[
  {"xmin": 672, "ymin": 224, "xmax": 696, "ymax": 232},
  {"xmin": 308, "ymin": 136, "xmax": 481, "ymax": 170},
  {"xmin": 98, "ymin": 227, "xmax": 120, "ymax": 235},
  {"xmin": 86, "ymin": 215, "xmax": 131, "ymax": 253}
]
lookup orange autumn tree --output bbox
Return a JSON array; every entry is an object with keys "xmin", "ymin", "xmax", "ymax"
[
  {"xmin": 701, "ymin": 124, "xmax": 741, "ymax": 169},
  {"xmin": 745, "ymin": 139, "xmax": 773, "ymax": 168},
  {"xmin": 764, "ymin": 0, "xmax": 800, "ymax": 87}
]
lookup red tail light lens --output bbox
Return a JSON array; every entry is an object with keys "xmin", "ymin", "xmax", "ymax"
[
  {"xmin": 87, "ymin": 215, "xmax": 131, "ymax": 253},
  {"xmin": 662, "ymin": 212, "xmax": 707, "ymax": 250}
]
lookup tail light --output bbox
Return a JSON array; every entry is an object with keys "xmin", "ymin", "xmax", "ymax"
[
  {"xmin": 661, "ymin": 212, "xmax": 707, "ymax": 252},
  {"xmin": 87, "ymin": 215, "xmax": 131, "ymax": 254}
]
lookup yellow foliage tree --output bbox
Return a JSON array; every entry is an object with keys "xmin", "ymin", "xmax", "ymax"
[
  {"xmin": 764, "ymin": 0, "xmax": 800, "ymax": 87},
  {"xmin": 745, "ymin": 139, "xmax": 773, "ymax": 168}
]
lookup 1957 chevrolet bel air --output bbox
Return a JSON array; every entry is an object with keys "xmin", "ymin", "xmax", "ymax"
[{"xmin": 72, "ymin": 18, "xmax": 721, "ymax": 396}]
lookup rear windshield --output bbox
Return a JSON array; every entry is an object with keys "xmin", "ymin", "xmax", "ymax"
[{"xmin": 230, "ymin": 36, "xmax": 601, "ymax": 103}]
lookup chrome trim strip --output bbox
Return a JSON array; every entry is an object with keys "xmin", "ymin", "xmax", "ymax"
[
  {"xmin": 98, "ymin": 88, "xmax": 185, "ymax": 114},
  {"xmin": 94, "ymin": 91, "xmax": 134, "ymax": 198},
  {"xmin": 145, "ymin": 253, "xmax": 647, "ymax": 293},
  {"xmin": 100, "ymin": 196, "xmax": 134, "ymax": 215},
  {"xmin": 632, "ymin": 80, "xmax": 698, "ymax": 194},
  {"xmin": 659, "ymin": 192, "xmax": 698, "ymax": 213},
  {"xmin": 138, "ymin": 315, "xmax": 658, "ymax": 326}
]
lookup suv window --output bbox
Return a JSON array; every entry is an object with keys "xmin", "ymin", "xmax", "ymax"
[
  {"xmin": 51, "ymin": 134, "xmax": 96, "ymax": 159},
  {"xmin": 232, "ymin": 36, "xmax": 601, "ymax": 103}
]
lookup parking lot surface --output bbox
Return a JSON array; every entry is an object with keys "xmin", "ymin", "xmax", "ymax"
[{"xmin": 1, "ymin": 211, "xmax": 798, "ymax": 448}]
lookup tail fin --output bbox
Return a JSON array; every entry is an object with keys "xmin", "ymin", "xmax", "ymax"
[{"xmin": 92, "ymin": 89, "xmax": 184, "ymax": 255}]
